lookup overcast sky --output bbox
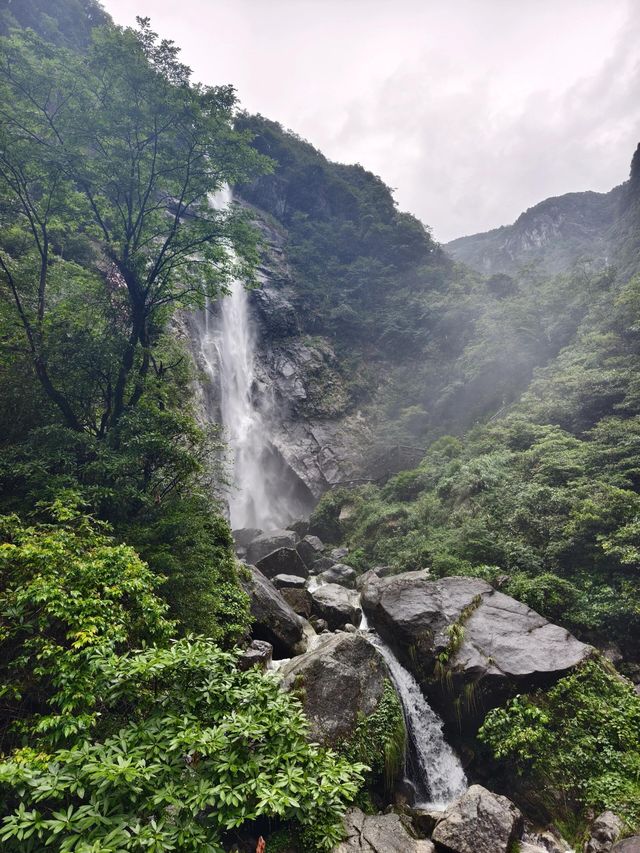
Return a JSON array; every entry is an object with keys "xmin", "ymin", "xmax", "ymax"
[{"xmin": 101, "ymin": 0, "xmax": 640, "ymax": 242}]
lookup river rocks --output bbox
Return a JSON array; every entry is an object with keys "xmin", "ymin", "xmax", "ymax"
[
  {"xmin": 431, "ymin": 785, "xmax": 523, "ymax": 853},
  {"xmin": 280, "ymin": 633, "xmax": 387, "ymax": 744},
  {"xmin": 255, "ymin": 547, "xmax": 309, "ymax": 579},
  {"xmin": 240, "ymin": 566, "xmax": 308, "ymax": 658},
  {"xmin": 362, "ymin": 571, "xmax": 592, "ymax": 725},
  {"xmin": 281, "ymin": 587, "xmax": 313, "ymax": 618},
  {"xmin": 272, "ymin": 573, "xmax": 307, "ymax": 589},
  {"xmin": 585, "ymin": 812, "xmax": 624, "ymax": 853},
  {"xmin": 246, "ymin": 530, "xmax": 298, "ymax": 564},
  {"xmin": 313, "ymin": 555, "xmax": 337, "ymax": 572},
  {"xmin": 296, "ymin": 534, "xmax": 325, "ymax": 567},
  {"xmin": 331, "ymin": 546, "xmax": 349, "ymax": 560},
  {"xmin": 335, "ymin": 808, "xmax": 435, "ymax": 853},
  {"xmin": 318, "ymin": 563, "xmax": 357, "ymax": 588},
  {"xmin": 311, "ymin": 583, "xmax": 362, "ymax": 629},
  {"xmin": 237, "ymin": 640, "xmax": 273, "ymax": 671}
]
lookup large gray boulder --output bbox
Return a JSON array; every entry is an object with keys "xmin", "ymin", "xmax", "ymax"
[
  {"xmin": 255, "ymin": 547, "xmax": 309, "ymax": 579},
  {"xmin": 281, "ymin": 587, "xmax": 313, "ymax": 618},
  {"xmin": 431, "ymin": 785, "xmax": 523, "ymax": 853},
  {"xmin": 280, "ymin": 633, "xmax": 387, "ymax": 744},
  {"xmin": 318, "ymin": 563, "xmax": 358, "ymax": 588},
  {"xmin": 585, "ymin": 812, "xmax": 624, "ymax": 853},
  {"xmin": 272, "ymin": 573, "xmax": 307, "ymax": 589},
  {"xmin": 362, "ymin": 571, "xmax": 592, "ymax": 725},
  {"xmin": 311, "ymin": 583, "xmax": 362, "ymax": 630},
  {"xmin": 246, "ymin": 529, "xmax": 297, "ymax": 564},
  {"xmin": 237, "ymin": 640, "xmax": 272, "ymax": 671},
  {"xmin": 335, "ymin": 809, "xmax": 435, "ymax": 853},
  {"xmin": 240, "ymin": 566, "xmax": 308, "ymax": 658}
]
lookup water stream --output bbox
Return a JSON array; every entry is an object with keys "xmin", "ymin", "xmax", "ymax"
[{"xmin": 362, "ymin": 626, "xmax": 467, "ymax": 808}]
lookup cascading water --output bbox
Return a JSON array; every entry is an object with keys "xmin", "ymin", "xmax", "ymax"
[
  {"xmin": 193, "ymin": 187, "xmax": 313, "ymax": 530},
  {"xmin": 363, "ymin": 627, "xmax": 467, "ymax": 808}
]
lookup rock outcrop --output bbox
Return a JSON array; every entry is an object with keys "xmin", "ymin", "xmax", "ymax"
[
  {"xmin": 362, "ymin": 571, "xmax": 592, "ymax": 725},
  {"xmin": 431, "ymin": 785, "xmax": 523, "ymax": 853},
  {"xmin": 240, "ymin": 566, "xmax": 308, "ymax": 658},
  {"xmin": 318, "ymin": 563, "xmax": 357, "ymax": 588},
  {"xmin": 280, "ymin": 633, "xmax": 387, "ymax": 744},
  {"xmin": 335, "ymin": 809, "xmax": 434, "ymax": 853}
]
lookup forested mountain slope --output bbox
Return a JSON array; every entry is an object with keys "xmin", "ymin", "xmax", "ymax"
[{"xmin": 447, "ymin": 145, "xmax": 640, "ymax": 280}]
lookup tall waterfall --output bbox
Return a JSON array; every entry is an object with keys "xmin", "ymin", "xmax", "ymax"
[
  {"xmin": 366, "ymin": 631, "xmax": 467, "ymax": 808},
  {"xmin": 194, "ymin": 187, "xmax": 312, "ymax": 531}
]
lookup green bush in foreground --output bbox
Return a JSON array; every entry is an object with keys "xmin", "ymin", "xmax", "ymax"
[
  {"xmin": 0, "ymin": 506, "xmax": 365, "ymax": 852},
  {"xmin": 478, "ymin": 660, "xmax": 640, "ymax": 832}
]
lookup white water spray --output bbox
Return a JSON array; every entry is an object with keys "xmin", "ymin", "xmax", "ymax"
[
  {"xmin": 364, "ymin": 629, "xmax": 467, "ymax": 808},
  {"xmin": 193, "ymin": 187, "xmax": 312, "ymax": 530}
]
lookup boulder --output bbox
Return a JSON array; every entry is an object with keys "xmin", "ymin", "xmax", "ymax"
[
  {"xmin": 318, "ymin": 563, "xmax": 357, "ymax": 588},
  {"xmin": 280, "ymin": 633, "xmax": 387, "ymax": 744},
  {"xmin": 311, "ymin": 583, "xmax": 362, "ymax": 630},
  {"xmin": 272, "ymin": 573, "xmax": 307, "ymax": 590},
  {"xmin": 237, "ymin": 640, "xmax": 272, "ymax": 671},
  {"xmin": 362, "ymin": 571, "xmax": 592, "ymax": 725},
  {"xmin": 313, "ymin": 555, "xmax": 337, "ymax": 572},
  {"xmin": 246, "ymin": 529, "xmax": 298, "ymax": 564},
  {"xmin": 431, "ymin": 785, "xmax": 523, "ymax": 853},
  {"xmin": 612, "ymin": 839, "xmax": 640, "ymax": 853},
  {"xmin": 281, "ymin": 587, "xmax": 313, "ymax": 618},
  {"xmin": 309, "ymin": 616, "xmax": 329, "ymax": 633},
  {"xmin": 331, "ymin": 546, "xmax": 350, "ymax": 560},
  {"xmin": 233, "ymin": 527, "xmax": 263, "ymax": 550},
  {"xmin": 289, "ymin": 518, "xmax": 310, "ymax": 539},
  {"xmin": 296, "ymin": 534, "xmax": 325, "ymax": 567},
  {"xmin": 255, "ymin": 547, "xmax": 309, "ymax": 580},
  {"xmin": 335, "ymin": 808, "xmax": 435, "ymax": 853},
  {"xmin": 585, "ymin": 812, "xmax": 624, "ymax": 853},
  {"xmin": 240, "ymin": 566, "xmax": 308, "ymax": 658}
]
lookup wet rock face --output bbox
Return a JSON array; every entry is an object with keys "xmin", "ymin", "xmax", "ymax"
[
  {"xmin": 335, "ymin": 808, "xmax": 435, "ymax": 853},
  {"xmin": 362, "ymin": 571, "xmax": 592, "ymax": 726},
  {"xmin": 280, "ymin": 634, "xmax": 387, "ymax": 745},
  {"xmin": 240, "ymin": 566, "xmax": 308, "ymax": 658},
  {"xmin": 431, "ymin": 785, "xmax": 523, "ymax": 853}
]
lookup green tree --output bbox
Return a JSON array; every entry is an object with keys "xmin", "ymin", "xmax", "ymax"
[{"xmin": 0, "ymin": 19, "xmax": 269, "ymax": 435}]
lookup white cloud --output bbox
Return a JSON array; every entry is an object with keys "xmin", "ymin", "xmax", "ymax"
[{"xmin": 101, "ymin": 0, "xmax": 640, "ymax": 241}]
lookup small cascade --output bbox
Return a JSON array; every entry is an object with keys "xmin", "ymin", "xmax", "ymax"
[{"xmin": 363, "ymin": 629, "xmax": 467, "ymax": 808}]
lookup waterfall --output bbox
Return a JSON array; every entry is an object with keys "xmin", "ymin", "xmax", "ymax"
[
  {"xmin": 364, "ymin": 630, "xmax": 467, "ymax": 808},
  {"xmin": 193, "ymin": 187, "xmax": 313, "ymax": 531}
]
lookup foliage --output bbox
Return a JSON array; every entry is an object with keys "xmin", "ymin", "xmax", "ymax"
[
  {"xmin": 0, "ymin": 506, "xmax": 364, "ymax": 851},
  {"xmin": 0, "ymin": 638, "xmax": 365, "ymax": 852},
  {"xmin": 0, "ymin": 500, "xmax": 172, "ymax": 748},
  {"xmin": 317, "ymin": 276, "xmax": 640, "ymax": 654},
  {"xmin": 478, "ymin": 660, "xmax": 640, "ymax": 831},
  {"xmin": 340, "ymin": 681, "xmax": 406, "ymax": 795}
]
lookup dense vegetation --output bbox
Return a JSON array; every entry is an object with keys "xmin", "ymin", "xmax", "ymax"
[
  {"xmin": 311, "ymin": 269, "xmax": 640, "ymax": 657},
  {"xmin": 237, "ymin": 117, "xmax": 618, "ymax": 444},
  {"xmin": 0, "ymin": 6, "xmax": 365, "ymax": 848},
  {"xmin": 479, "ymin": 660, "xmax": 640, "ymax": 837}
]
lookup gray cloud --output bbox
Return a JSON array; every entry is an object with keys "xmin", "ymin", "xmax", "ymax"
[{"xmin": 101, "ymin": 0, "xmax": 640, "ymax": 241}]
